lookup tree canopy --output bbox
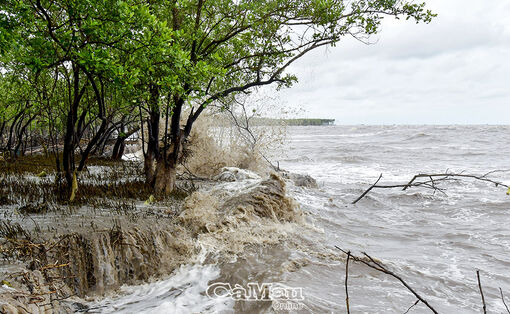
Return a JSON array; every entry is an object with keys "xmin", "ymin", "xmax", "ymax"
[{"xmin": 0, "ymin": 0, "xmax": 435, "ymax": 196}]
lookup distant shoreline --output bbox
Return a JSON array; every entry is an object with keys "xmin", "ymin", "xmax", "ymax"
[{"xmin": 253, "ymin": 118, "xmax": 335, "ymax": 126}]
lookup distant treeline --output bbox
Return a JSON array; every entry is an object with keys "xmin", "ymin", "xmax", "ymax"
[{"xmin": 253, "ymin": 118, "xmax": 335, "ymax": 126}]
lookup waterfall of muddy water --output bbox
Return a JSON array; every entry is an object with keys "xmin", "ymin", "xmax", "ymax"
[{"xmin": 89, "ymin": 125, "xmax": 510, "ymax": 313}]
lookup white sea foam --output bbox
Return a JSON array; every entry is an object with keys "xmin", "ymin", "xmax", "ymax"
[
  {"xmin": 88, "ymin": 125, "xmax": 510, "ymax": 313},
  {"xmin": 89, "ymin": 264, "xmax": 233, "ymax": 314}
]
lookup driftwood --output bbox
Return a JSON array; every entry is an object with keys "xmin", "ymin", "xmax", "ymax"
[
  {"xmin": 477, "ymin": 270, "xmax": 487, "ymax": 314},
  {"xmin": 352, "ymin": 170, "xmax": 510, "ymax": 204},
  {"xmin": 351, "ymin": 174, "xmax": 383, "ymax": 204},
  {"xmin": 345, "ymin": 251, "xmax": 351, "ymax": 314},
  {"xmin": 335, "ymin": 246, "xmax": 439, "ymax": 314},
  {"xmin": 404, "ymin": 300, "xmax": 420, "ymax": 314},
  {"xmin": 500, "ymin": 288, "xmax": 510, "ymax": 314},
  {"xmin": 337, "ymin": 247, "xmax": 510, "ymax": 313}
]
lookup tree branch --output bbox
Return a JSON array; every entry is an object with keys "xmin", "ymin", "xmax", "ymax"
[
  {"xmin": 351, "ymin": 173, "xmax": 382, "ymax": 204},
  {"xmin": 335, "ymin": 247, "xmax": 439, "ymax": 314},
  {"xmin": 353, "ymin": 171, "xmax": 509, "ymax": 204},
  {"xmin": 500, "ymin": 287, "xmax": 510, "ymax": 314},
  {"xmin": 477, "ymin": 270, "xmax": 487, "ymax": 314}
]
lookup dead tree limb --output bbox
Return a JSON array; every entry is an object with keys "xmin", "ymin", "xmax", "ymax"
[
  {"xmin": 345, "ymin": 251, "xmax": 351, "ymax": 314},
  {"xmin": 335, "ymin": 246, "xmax": 439, "ymax": 314},
  {"xmin": 403, "ymin": 172, "xmax": 508, "ymax": 191},
  {"xmin": 351, "ymin": 173, "xmax": 382, "ymax": 204},
  {"xmin": 499, "ymin": 287, "xmax": 510, "ymax": 314},
  {"xmin": 404, "ymin": 300, "xmax": 419, "ymax": 314},
  {"xmin": 353, "ymin": 170, "xmax": 509, "ymax": 204},
  {"xmin": 477, "ymin": 270, "xmax": 487, "ymax": 314}
]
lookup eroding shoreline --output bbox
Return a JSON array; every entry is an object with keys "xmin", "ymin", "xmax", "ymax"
[{"xmin": 0, "ymin": 164, "xmax": 306, "ymax": 313}]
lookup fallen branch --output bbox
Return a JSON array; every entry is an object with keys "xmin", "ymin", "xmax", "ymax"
[
  {"xmin": 335, "ymin": 246, "xmax": 439, "ymax": 314},
  {"xmin": 500, "ymin": 287, "xmax": 510, "ymax": 314},
  {"xmin": 353, "ymin": 170, "xmax": 509, "ymax": 204},
  {"xmin": 404, "ymin": 300, "xmax": 420, "ymax": 314},
  {"xmin": 351, "ymin": 174, "xmax": 382, "ymax": 204},
  {"xmin": 403, "ymin": 171, "xmax": 509, "ymax": 191},
  {"xmin": 345, "ymin": 251, "xmax": 351, "ymax": 314},
  {"xmin": 40, "ymin": 262, "xmax": 70, "ymax": 272},
  {"xmin": 477, "ymin": 270, "xmax": 487, "ymax": 314}
]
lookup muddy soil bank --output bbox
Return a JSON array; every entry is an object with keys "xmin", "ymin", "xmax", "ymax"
[{"xmin": 0, "ymin": 159, "xmax": 305, "ymax": 313}]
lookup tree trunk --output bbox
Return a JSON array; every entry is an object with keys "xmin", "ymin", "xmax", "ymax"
[
  {"xmin": 154, "ymin": 159, "xmax": 177, "ymax": 195},
  {"xmin": 63, "ymin": 64, "xmax": 87, "ymax": 189},
  {"xmin": 143, "ymin": 84, "xmax": 160, "ymax": 186},
  {"xmin": 6, "ymin": 111, "xmax": 23, "ymax": 157},
  {"xmin": 112, "ymin": 125, "xmax": 139, "ymax": 160},
  {"xmin": 144, "ymin": 148, "xmax": 156, "ymax": 184},
  {"xmin": 62, "ymin": 109, "xmax": 75, "ymax": 187},
  {"xmin": 77, "ymin": 119, "xmax": 108, "ymax": 171},
  {"xmin": 117, "ymin": 141, "xmax": 126, "ymax": 159},
  {"xmin": 111, "ymin": 136, "xmax": 126, "ymax": 160}
]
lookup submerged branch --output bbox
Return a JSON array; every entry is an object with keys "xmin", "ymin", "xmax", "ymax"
[
  {"xmin": 403, "ymin": 300, "xmax": 420, "ymax": 314},
  {"xmin": 351, "ymin": 173, "xmax": 382, "ymax": 204},
  {"xmin": 477, "ymin": 270, "xmax": 487, "ymax": 314},
  {"xmin": 335, "ymin": 246, "xmax": 439, "ymax": 314},
  {"xmin": 500, "ymin": 287, "xmax": 510, "ymax": 314},
  {"xmin": 345, "ymin": 250, "xmax": 351, "ymax": 314},
  {"xmin": 352, "ymin": 170, "xmax": 509, "ymax": 204}
]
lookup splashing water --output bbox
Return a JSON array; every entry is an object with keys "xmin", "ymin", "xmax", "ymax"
[{"xmin": 93, "ymin": 125, "xmax": 510, "ymax": 313}]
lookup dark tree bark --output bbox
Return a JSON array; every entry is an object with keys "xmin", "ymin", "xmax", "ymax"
[
  {"xmin": 13, "ymin": 114, "xmax": 37, "ymax": 157},
  {"xmin": 111, "ymin": 124, "xmax": 125, "ymax": 160},
  {"xmin": 63, "ymin": 64, "xmax": 87, "ymax": 188},
  {"xmin": 111, "ymin": 125, "xmax": 139, "ymax": 160},
  {"xmin": 154, "ymin": 159, "xmax": 177, "ymax": 195},
  {"xmin": 0, "ymin": 119, "xmax": 6, "ymax": 144},
  {"xmin": 5, "ymin": 110, "xmax": 24, "ymax": 156},
  {"xmin": 144, "ymin": 84, "xmax": 160, "ymax": 186},
  {"xmin": 153, "ymin": 93, "xmax": 187, "ymax": 195}
]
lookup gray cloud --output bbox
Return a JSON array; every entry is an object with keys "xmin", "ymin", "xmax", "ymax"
[{"xmin": 275, "ymin": 0, "xmax": 510, "ymax": 124}]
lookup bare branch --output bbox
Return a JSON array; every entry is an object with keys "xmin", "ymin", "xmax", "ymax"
[
  {"xmin": 335, "ymin": 246, "xmax": 439, "ymax": 314},
  {"xmin": 351, "ymin": 173, "xmax": 382, "ymax": 204},
  {"xmin": 403, "ymin": 173, "xmax": 508, "ymax": 191},
  {"xmin": 403, "ymin": 300, "xmax": 420, "ymax": 314},
  {"xmin": 345, "ymin": 251, "xmax": 351, "ymax": 314},
  {"xmin": 353, "ymin": 171, "xmax": 509, "ymax": 204},
  {"xmin": 500, "ymin": 287, "xmax": 510, "ymax": 314},
  {"xmin": 477, "ymin": 270, "xmax": 487, "ymax": 314}
]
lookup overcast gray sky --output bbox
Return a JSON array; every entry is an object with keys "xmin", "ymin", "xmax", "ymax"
[{"xmin": 278, "ymin": 0, "xmax": 510, "ymax": 125}]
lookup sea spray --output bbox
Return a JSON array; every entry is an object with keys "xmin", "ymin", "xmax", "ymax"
[
  {"xmin": 0, "ymin": 140, "xmax": 306, "ymax": 313},
  {"xmin": 178, "ymin": 170, "xmax": 303, "ymax": 259},
  {"xmin": 88, "ymin": 264, "xmax": 234, "ymax": 314},
  {"xmin": 84, "ymin": 170, "xmax": 309, "ymax": 313},
  {"xmin": 181, "ymin": 112, "xmax": 286, "ymax": 177}
]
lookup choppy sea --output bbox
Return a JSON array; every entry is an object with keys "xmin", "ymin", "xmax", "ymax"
[{"xmin": 93, "ymin": 125, "xmax": 510, "ymax": 313}]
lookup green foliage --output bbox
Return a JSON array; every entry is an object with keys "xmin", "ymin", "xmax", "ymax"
[
  {"xmin": 1, "ymin": 0, "xmax": 435, "ymax": 107},
  {"xmin": 0, "ymin": 0, "xmax": 434, "ymax": 179},
  {"xmin": 148, "ymin": 0, "xmax": 435, "ymax": 108}
]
